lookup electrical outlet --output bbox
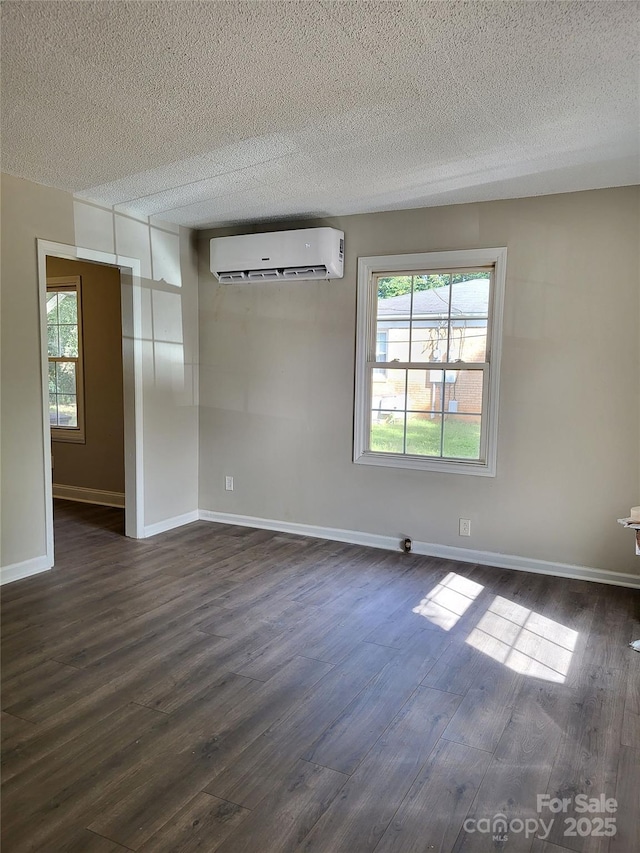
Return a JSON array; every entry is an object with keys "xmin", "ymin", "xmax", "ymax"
[
  {"xmin": 459, "ymin": 518, "xmax": 471, "ymax": 537},
  {"xmin": 225, "ymin": 475, "xmax": 234, "ymax": 491}
]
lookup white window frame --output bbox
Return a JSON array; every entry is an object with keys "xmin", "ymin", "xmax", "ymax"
[
  {"xmin": 47, "ymin": 275, "xmax": 86, "ymax": 444},
  {"xmin": 354, "ymin": 248, "xmax": 506, "ymax": 477}
]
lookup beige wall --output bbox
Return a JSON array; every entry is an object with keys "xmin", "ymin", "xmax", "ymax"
[
  {"xmin": 0, "ymin": 173, "xmax": 199, "ymax": 571},
  {"xmin": 47, "ymin": 257, "xmax": 125, "ymax": 495},
  {"xmin": 198, "ymin": 187, "xmax": 640, "ymax": 576}
]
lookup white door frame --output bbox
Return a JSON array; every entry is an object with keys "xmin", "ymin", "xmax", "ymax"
[{"xmin": 37, "ymin": 239, "xmax": 144, "ymax": 563}]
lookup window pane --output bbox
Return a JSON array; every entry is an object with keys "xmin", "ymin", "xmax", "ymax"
[
  {"xmin": 411, "ymin": 278, "xmax": 451, "ymax": 363},
  {"xmin": 442, "ymin": 370, "xmax": 483, "ymax": 415},
  {"xmin": 443, "ymin": 414, "xmax": 482, "ymax": 459},
  {"xmin": 375, "ymin": 331, "xmax": 388, "ymax": 362},
  {"xmin": 448, "ymin": 320, "xmax": 487, "ymax": 363},
  {"xmin": 371, "ymin": 368, "xmax": 406, "ymax": 411},
  {"xmin": 370, "ymin": 412, "xmax": 406, "ymax": 453},
  {"xmin": 56, "ymin": 361, "xmax": 76, "ymax": 394},
  {"xmin": 412, "ymin": 279, "xmax": 451, "ymax": 316},
  {"xmin": 49, "ymin": 394, "xmax": 58, "ymax": 425},
  {"xmin": 406, "ymin": 414, "xmax": 442, "ymax": 457},
  {"xmin": 387, "ymin": 327, "xmax": 410, "ymax": 363},
  {"xmin": 377, "ymin": 323, "xmax": 409, "ymax": 363},
  {"xmin": 377, "ymin": 276, "xmax": 412, "ymax": 363},
  {"xmin": 59, "ymin": 325, "xmax": 78, "ymax": 357},
  {"xmin": 377, "ymin": 275, "xmax": 413, "ymax": 301},
  {"xmin": 425, "ymin": 369, "xmax": 446, "ymax": 414},
  {"xmin": 47, "ymin": 325, "xmax": 60, "ymax": 357},
  {"xmin": 449, "ymin": 274, "xmax": 490, "ymax": 316},
  {"xmin": 57, "ymin": 395, "xmax": 77, "ymax": 427},
  {"xmin": 409, "ymin": 323, "xmax": 448, "ymax": 364},
  {"xmin": 406, "ymin": 368, "xmax": 439, "ymax": 413},
  {"xmin": 48, "ymin": 362, "xmax": 57, "ymax": 393},
  {"xmin": 46, "ymin": 291, "xmax": 58, "ymax": 323},
  {"xmin": 373, "ymin": 330, "xmax": 388, "ymax": 376},
  {"xmin": 413, "ymin": 273, "xmax": 452, "ymax": 290},
  {"xmin": 56, "ymin": 291, "xmax": 78, "ymax": 324}
]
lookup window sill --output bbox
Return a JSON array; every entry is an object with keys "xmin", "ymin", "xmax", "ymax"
[
  {"xmin": 51, "ymin": 431, "xmax": 86, "ymax": 445},
  {"xmin": 354, "ymin": 449, "xmax": 496, "ymax": 477}
]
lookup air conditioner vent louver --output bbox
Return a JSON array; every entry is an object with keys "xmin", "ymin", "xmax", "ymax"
[
  {"xmin": 210, "ymin": 228, "xmax": 344, "ymax": 284},
  {"xmin": 247, "ymin": 269, "xmax": 280, "ymax": 280},
  {"xmin": 218, "ymin": 271, "xmax": 248, "ymax": 284},
  {"xmin": 219, "ymin": 265, "xmax": 330, "ymax": 284},
  {"xmin": 283, "ymin": 265, "xmax": 327, "ymax": 278}
]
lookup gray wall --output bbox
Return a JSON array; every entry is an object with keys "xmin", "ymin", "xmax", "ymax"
[{"xmin": 198, "ymin": 187, "xmax": 640, "ymax": 576}]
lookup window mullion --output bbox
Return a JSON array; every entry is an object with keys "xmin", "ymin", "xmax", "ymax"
[
  {"xmin": 408, "ymin": 275, "xmax": 414, "ymax": 363},
  {"xmin": 439, "ymin": 372, "xmax": 445, "ymax": 458},
  {"xmin": 446, "ymin": 272, "xmax": 453, "ymax": 362},
  {"xmin": 369, "ymin": 275, "xmax": 379, "ymax": 363},
  {"xmin": 485, "ymin": 269, "xmax": 494, "ymax": 362},
  {"xmin": 479, "ymin": 362, "xmax": 491, "ymax": 461},
  {"xmin": 403, "ymin": 368, "xmax": 408, "ymax": 454}
]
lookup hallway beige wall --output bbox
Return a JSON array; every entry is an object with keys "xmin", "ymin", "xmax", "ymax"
[{"xmin": 47, "ymin": 257, "xmax": 125, "ymax": 497}]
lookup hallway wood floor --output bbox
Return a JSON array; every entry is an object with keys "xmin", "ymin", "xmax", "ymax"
[{"xmin": 1, "ymin": 500, "xmax": 638, "ymax": 853}]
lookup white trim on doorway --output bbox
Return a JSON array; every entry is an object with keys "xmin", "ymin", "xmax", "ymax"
[{"xmin": 36, "ymin": 239, "xmax": 145, "ymax": 573}]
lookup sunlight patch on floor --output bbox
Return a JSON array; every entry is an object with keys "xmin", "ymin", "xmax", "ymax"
[
  {"xmin": 412, "ymin": 572, "xmax": 484, "ymax": 630},
  {"xmin": 465, "ymin": 595, "xmax": 578, "ymax": 682}
]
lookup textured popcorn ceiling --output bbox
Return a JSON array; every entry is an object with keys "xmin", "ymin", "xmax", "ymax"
[{"xmin": 2, "ymin": 1, "xmax": 638, "ymax": 227}]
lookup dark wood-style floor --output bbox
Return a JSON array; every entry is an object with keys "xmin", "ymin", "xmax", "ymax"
[{"xmin": 1, "ymin": 501, "xmax": 638, "ymax": 853}]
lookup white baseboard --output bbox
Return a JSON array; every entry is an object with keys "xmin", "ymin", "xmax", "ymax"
[
  {"xmin": 53, "ymin": 484, "xmax": 125, "ymax": 508},
  {"xmin": 5, "ymin": 508, "xmax": 637, "ymax": 590},
  {"xmin": 198, "ymin": 509, "xmax": 640, "ymax": 589},
  {"xmin": 1, "ymin": 554, "xmax": 52, "ymax": 585},
  {"xmin": 407, "ymin": 541, "xmax": 640, "ymax": 589},
  {"xmin": 143, "ymin": 510, "xmax": 200, "ymax": 538},
  {"xmin": 198, "ymin": 509, "xmax": 397, "ymax": 551}
]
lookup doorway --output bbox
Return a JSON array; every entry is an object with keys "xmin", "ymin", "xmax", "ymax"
[
  {"xmin": 37, "ymin": 239, "xmax": 144, "ymax": 565},
  {"xmin": 47, "ymin": 258, "xmax": 125, "ymax": 513}
]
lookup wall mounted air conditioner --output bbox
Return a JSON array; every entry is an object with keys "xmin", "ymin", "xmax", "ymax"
[{"xmin": 210, "ymin": 227, "xmax": 344, "ymax": 284}]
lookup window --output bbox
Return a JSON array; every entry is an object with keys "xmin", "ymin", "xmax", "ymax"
[
  {"xmin": 47, "ymin": 276, "xmax": 85, "ymax": 443},
  {"xmin": 354, "ymin": 248, "xmax": 506, "ymax": 476}
]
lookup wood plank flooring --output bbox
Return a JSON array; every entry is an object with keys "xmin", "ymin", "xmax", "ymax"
[{"xmin": 1, "ymin": 500, "xmax": 638, "ymax": 853}]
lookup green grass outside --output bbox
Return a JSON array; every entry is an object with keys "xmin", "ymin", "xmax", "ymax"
[
  {"xmin": 50, "ymin": 401, "xmax": 78, "ymax": 427},
  {"xmin": 370, "ymin": 416, "xmax": 481, "ymax": 458}
]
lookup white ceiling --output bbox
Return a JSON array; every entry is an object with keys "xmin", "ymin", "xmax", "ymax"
[{"xmin": 2, "ymin": 1, "xmax": 639, "ymax": 228}]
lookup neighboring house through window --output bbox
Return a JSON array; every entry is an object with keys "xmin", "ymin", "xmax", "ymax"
[
  {"xmin": 354, "ymin": 248, "xmax": 506, "ymax": 475},
  {"xmin": 47, "ymin": 276, "xmax": 85, "ymax": 443}
]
